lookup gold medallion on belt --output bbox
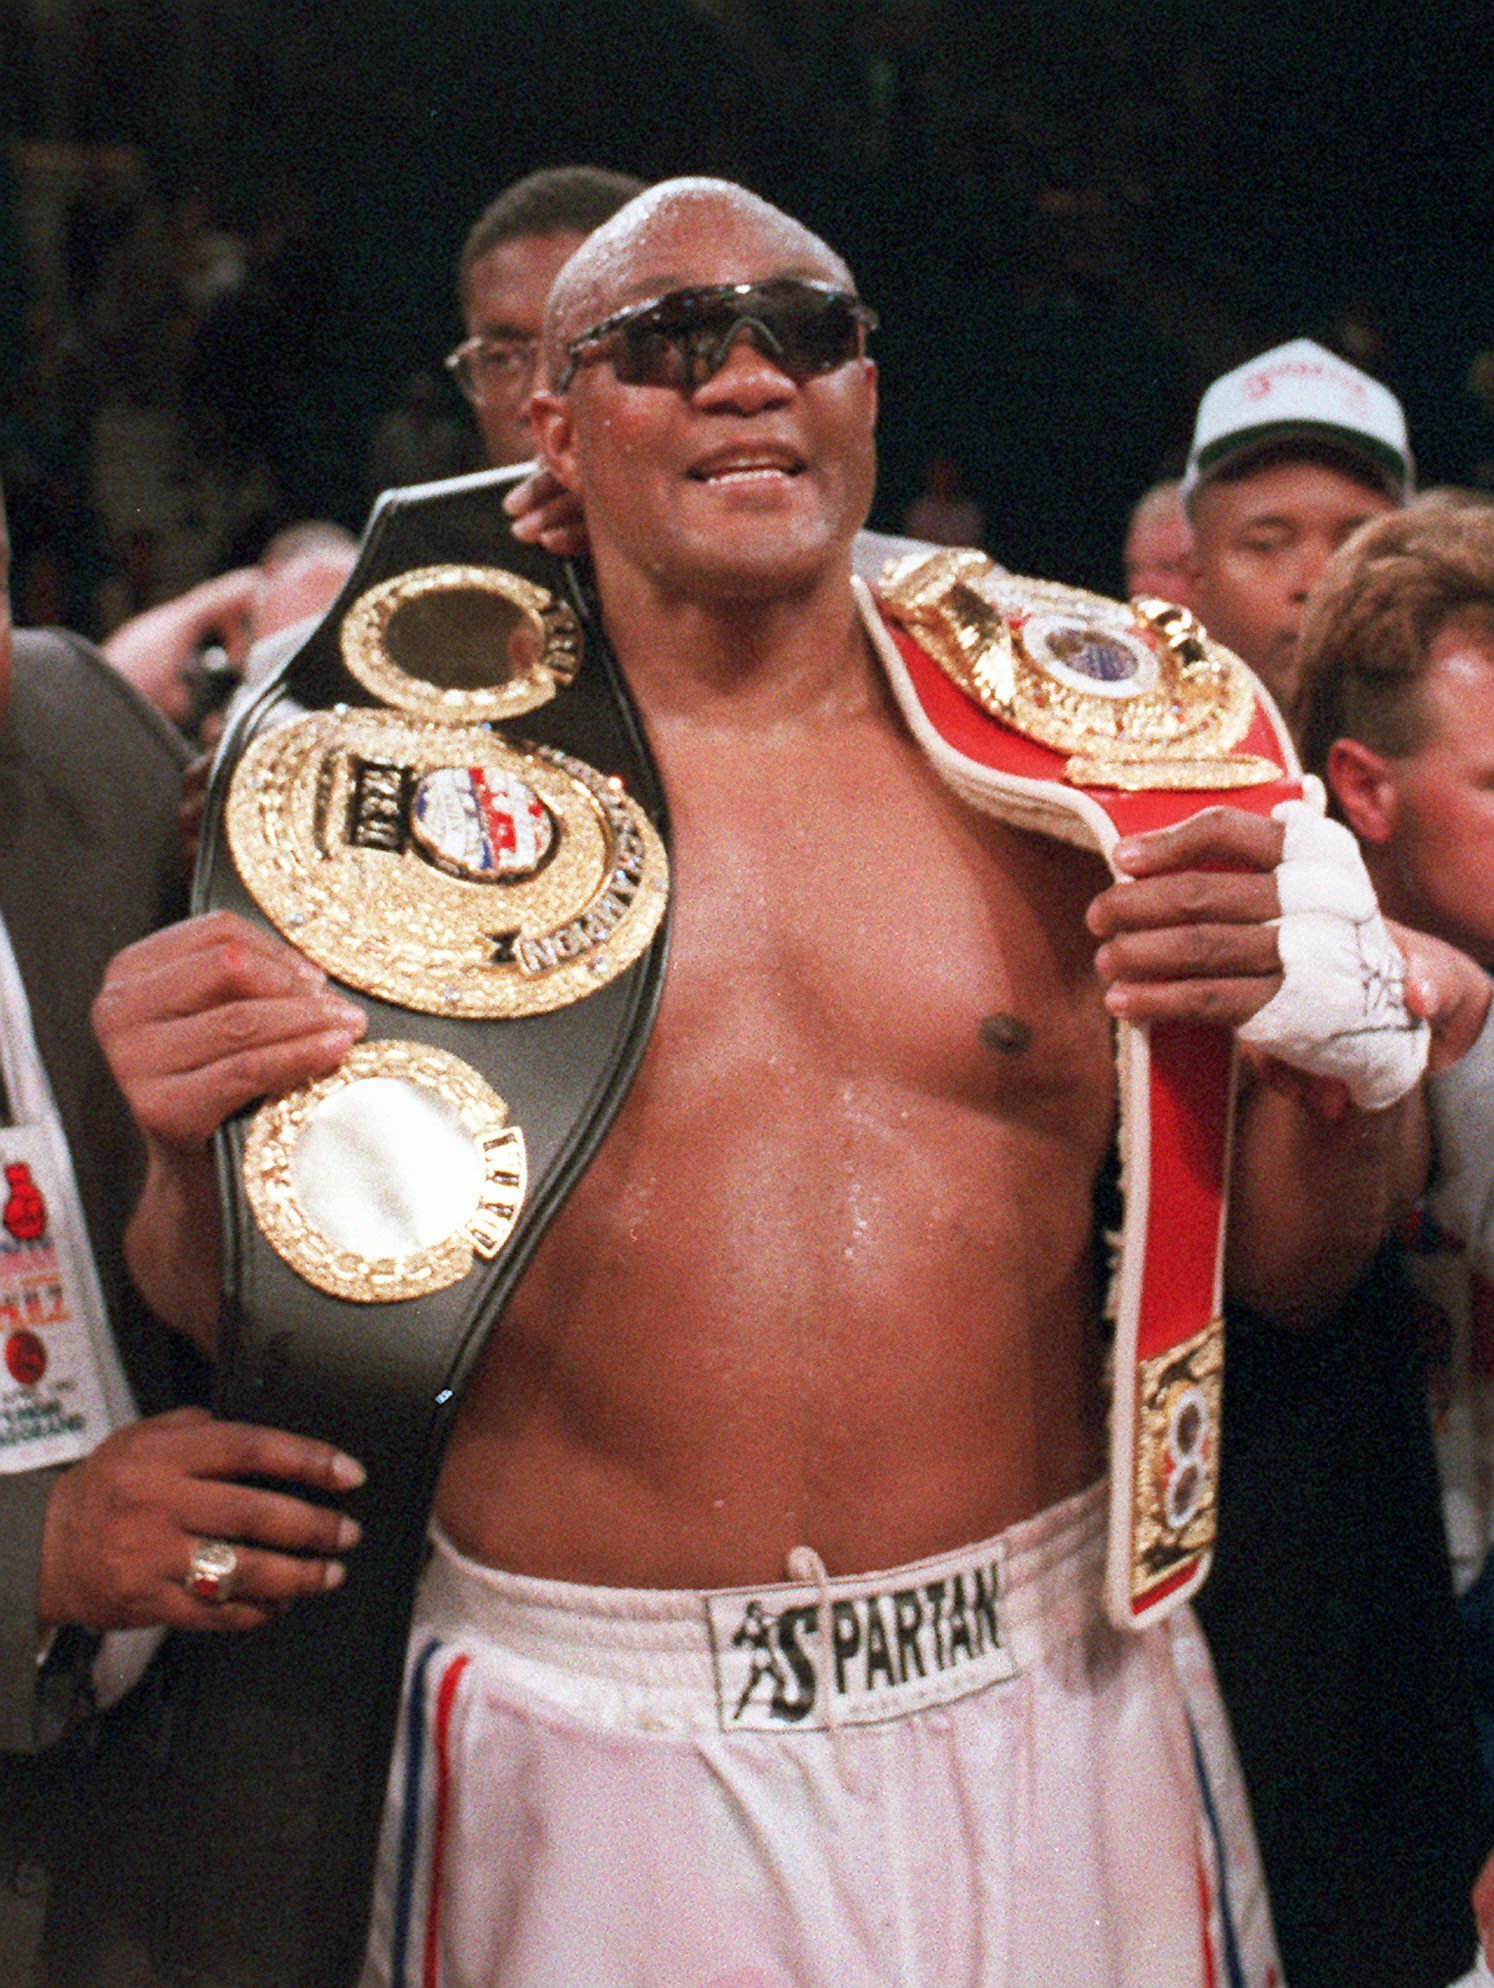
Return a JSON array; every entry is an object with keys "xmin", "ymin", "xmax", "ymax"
[
  {"xmin": 878, "ymin": 547, "xmax": 1283, "ymax": 789},
  {"xmin": 228, "ymin": 709, "xmax": 666, "ymax": 1018},
  {"xmin": 243, "ymin": 1040, "xmax": 528, "ymax": 1302},
  {"xmin": 1130, "ymin": 1318, "xmax": 1223, "ymax": 1594},
  {"xmin": 228, "ymin": 562, "xmax": 668, "ymax": 1300},
  {"xmin": 226, "ymin": 564, "xmax": 668, "ymax": 1018}
]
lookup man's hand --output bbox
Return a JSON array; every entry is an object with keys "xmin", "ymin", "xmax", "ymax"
[
  {"xmin": 102, "ymin": 569, "xmax": 261, "ymax": 726},
  {"xmin": 1086, "ymin": 806, "xmax": 1285, "ymax": 1026},
  {"xmin": 93, "ymin": 912, "xmax": 366, "ymax": 1153},
  {"xmin": 39, "ymin": 1409, "xmax": 365, "ymax": 1634},
  {"xmin": 92, "ymin": 912, "xmax": 366, "ymax": 1342},
  {"xmin": 1391, "ymin": 918, "xmax": 1493, "ymax": 1072},
  {"xmin": 503, "ymin": 465, "xmax": 588, "ymax": 557}
]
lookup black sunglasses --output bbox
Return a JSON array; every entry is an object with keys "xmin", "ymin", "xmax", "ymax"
[{"xmin": 556, "ymin": 279, "xmax": 877, "ymax": 394}]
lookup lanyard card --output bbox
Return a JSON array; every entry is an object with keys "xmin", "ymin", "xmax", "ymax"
[{"xmin": 0, "ymin": 1124, "xmax": 116, "ymax": 1472}]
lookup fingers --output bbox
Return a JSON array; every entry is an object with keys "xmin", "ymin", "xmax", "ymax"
[
  {"xmin": 1088, "ymin": 810, "xmax": 1286, "ymax": 1024},
  {"xmin": 1087, "ymin": 869, "xmax": 1280, "ymax": 941},
  {"xmin": 186, "ymin": 1482, "xmax": 360, "ymax": 1557},
  {"xmin": 1386, "ymin": 917, "xmax": 1494, "ymax": 1072},
  {"xmin": 96, "ymin": 912, "xmax": 325, "ymax": 1026},
  {"xmin": 38, "ymin": 1409, "xmax": 369, "ymax": 1635},
  {"xmin": 158, "ymin": 1409, "xmax": 366, "ymax": 1496},
  {"xmin": 94, "ymin": 913, "xmax": 366, "ymax": 1147},
  {"xmin": 176, "ymin": 1535, "xmax": 348, "ymax": 1630},
  {"xmin": 157, "ymin": 1410, "xmax": 369, "ymax": 1626},
  {"xmin": 1108, "ymin": 806, "xmax": 1286, "ymax": 879},
  {"xmin": 1097, "ymin": 973, "xmax": 1281, "ymax": 1028},
  {"xmin": 503, "ymin": 466, "xmax": 589, "ymax": 555},
  {"xmin": 1095, "ymin": 919, "xmax": 1281, "ymax": 987},
  {"xmin": 118, "ymin": 1535, "xmax": 345, "ymax": 1637}
]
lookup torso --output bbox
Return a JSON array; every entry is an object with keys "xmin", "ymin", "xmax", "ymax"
[{"xmin": 436, "ymin": 632, "xmax": 1117, "ymax": 1585}]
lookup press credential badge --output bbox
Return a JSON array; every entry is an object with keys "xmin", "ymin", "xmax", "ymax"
[{"xmin": 0, "ymin": 1122, "xmax": 115, "ymax": 1471}]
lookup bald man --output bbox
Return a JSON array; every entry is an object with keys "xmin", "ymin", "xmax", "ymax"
[{"xmin": 97, "ymin": 182, "xmax": 1475, "ymax": 1988}]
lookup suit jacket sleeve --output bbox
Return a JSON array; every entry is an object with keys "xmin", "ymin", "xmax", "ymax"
[{"xmin": 0, "ymin": 630, "xmax": 189, "ymax": 1756}]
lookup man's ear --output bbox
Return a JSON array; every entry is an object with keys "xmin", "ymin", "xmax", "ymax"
[
  {"xmin": 528, "ymin": 389, "xmax": 580, "ymax": 493},
  {"xmin": 1325, "ymin": 736, "xmax": 1398, "ymax": 845}
]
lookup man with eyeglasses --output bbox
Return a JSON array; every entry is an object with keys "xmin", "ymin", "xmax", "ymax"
[
  {"xmin": 96, "ymin": 179, "xmax": 1489, "ymax": 1987},
  {"xmin": 445, "ymin": 165, "xmax": 647, "ymax": 471}
]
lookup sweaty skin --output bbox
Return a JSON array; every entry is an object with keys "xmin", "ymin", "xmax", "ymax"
[
  {"xmin": 97, "ymin": 183, "xmax": 1447, "ymax": 1599},
  {"xmin": 440, "ymin": 669, "xmax": 1116, "ymax": 1586},
  {"xmin": 435, "ymin": 185, "xmax": 1113, "ymax": 1586}
]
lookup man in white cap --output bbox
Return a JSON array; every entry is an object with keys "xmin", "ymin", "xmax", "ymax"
[{"xmin": 1184, "ymin": 338, "xmax": 1412, "ymax": 728}]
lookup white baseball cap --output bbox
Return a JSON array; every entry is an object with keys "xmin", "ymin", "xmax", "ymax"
[{"xmin": 1182, "ymin": 338, "xmax": 1413, "ymax": 506}]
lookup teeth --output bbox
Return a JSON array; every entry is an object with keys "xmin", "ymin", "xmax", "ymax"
[{"xmin": 701, "ymin": 461, "xmax": 797, "ymax": 480}]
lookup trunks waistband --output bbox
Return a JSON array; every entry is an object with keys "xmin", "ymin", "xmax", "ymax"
[{"xmin": 420, "ymin": 1481, "xmax": 1108, "ymax": 1734}]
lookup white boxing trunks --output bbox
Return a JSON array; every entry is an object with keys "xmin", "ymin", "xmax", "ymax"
[{"xmin": 360, "ymin": 1485, "xmax": 1280, "ymax": 1988}]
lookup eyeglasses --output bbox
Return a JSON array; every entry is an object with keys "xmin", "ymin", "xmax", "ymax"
[
  {"xmin": 444, "ymin": 334, "xmax": 540, "ymax": 405},
  {"xmin": 555, "ymin": 279, "xmax": 878, "ymax": 394}
]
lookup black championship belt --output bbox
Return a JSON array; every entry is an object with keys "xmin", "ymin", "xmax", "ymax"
[{"xmin": 150, "ymin": 469, "xmax": 670, "ymax": 1986}]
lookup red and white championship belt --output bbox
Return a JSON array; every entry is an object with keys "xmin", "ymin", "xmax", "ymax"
[{"xmin": 863, "ymin": 548, "xmax": 1304, "ymax": 1631}]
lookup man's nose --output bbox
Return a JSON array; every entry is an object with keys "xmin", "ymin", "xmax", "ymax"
[{"xmin": 1287, "ymin": 534, "xmax": 1335, "ymax": 602}]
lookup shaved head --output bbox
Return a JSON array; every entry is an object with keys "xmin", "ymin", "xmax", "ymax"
[
  {"xmin": 544, "ymin": 178, "xmax": 856, "ymax": 381},
  {"xmin": 528, "ymin": 175, "xmax": 877, "ymax": 612}
]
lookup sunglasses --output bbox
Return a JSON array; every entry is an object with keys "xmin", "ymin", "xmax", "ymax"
[{"xmin": 555, "ymin": 279, "xmax": 878, "ymax": 394}]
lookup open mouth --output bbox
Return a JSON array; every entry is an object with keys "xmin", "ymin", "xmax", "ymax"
[{"xmin": 687, "ymin": 448, "xmax": 806, "ymax": 485}]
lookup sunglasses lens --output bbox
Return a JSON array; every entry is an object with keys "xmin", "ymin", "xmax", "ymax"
[
  {"xmin": 773, "ymin": 291, "xmax": 863, "ymax": 375},
  {"xmin": 611, "ymin": 322, "xmax": 693, "ymax": 388},
  {"xmin": 609, "ymin": 285, "xmax": 867, "ymax": 390}
]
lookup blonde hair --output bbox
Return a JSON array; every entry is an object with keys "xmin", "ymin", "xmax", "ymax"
[{"xmin": 1297, "ymin": 492, "xmax": 1494, "ymax": 771}]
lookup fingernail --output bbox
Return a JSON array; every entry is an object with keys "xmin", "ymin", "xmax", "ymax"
[
  {"xmin": 330, "ymin": 1451, "xmax": 366, "ymax": 1489},
  {"xmin": 1112, "ymin": 838, "xmax": 1139, "ymax": 867},
  {"xmin": 501, "ymin": 485, "xmax": 521, "ymax": 512},
  {"xmin": 323, "ymin": 1560, "xmax": 346, "ymax": 1591},
  {"xmin": 293, "ymin": 956, "xmax": 327, "ymax": 986},
  {"xmin": 336, "ymin": 1516, "xmax": 362, "ymax": 1551}
]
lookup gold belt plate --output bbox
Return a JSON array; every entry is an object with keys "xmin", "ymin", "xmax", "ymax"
[
  {"xmin": 226, "ymin": 708, "xmax": 669, "ymax": 1018},
  {"xmin": 243, "ymin": 1039, "xmax": 527, "ymax": 1302},
  {"xmin": 1129, "ymin": 1317, "xmax": 1223, "ymax": 1598},
  {"xmin": 880, "ymin": 548, "xmax": 1281, "ymax": 789},
  {"xmin": 339, "ymin": 563, "xmax": 582, "ymax": 722}
]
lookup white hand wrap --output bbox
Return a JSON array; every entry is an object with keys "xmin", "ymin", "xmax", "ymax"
[{"xmin": 1236, "ymin": 799, "xmax": 1429, "ymax": 1110}]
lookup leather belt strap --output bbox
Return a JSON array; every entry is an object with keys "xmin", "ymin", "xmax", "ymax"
[
  {"xmin": 149, "ymin": 469, "xmax": 670, "ymax": 1987},
  {"xmin": 861, "ymin": 552, "xmax": 1304, "ymax": 1632}
]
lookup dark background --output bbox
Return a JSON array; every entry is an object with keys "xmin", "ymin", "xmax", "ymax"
[{"xmin": 2, "ymin": 0, "xmax": 1491, "ymax": 613}]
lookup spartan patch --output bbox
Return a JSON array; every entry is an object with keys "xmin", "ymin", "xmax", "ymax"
[{"xmin": 704, "ymin": 1553, "xmax": 1015, "ymax": 1732}]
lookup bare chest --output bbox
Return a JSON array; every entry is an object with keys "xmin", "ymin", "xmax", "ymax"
[
  {"xmin": 443, "ymin": 713, "xmax": 1119, "ymax": 1575},
  {"xmin": 657, "ymin": 718, "xmax": 1113, "ymax": 1113}
]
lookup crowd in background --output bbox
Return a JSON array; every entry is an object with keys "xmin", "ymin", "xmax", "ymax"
[
  {"xmin": 2, "ymin": 0, "xmax": 1491, "ymax": 636},
  {"xmin": 2, "ymin": 8, "xmax": 1494, "ymax": 1986}
]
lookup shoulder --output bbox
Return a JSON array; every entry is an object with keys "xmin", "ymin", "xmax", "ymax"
[
  {"xmin": 852, "ymin": 529, "xmax": 1007, "ymax": 589},
  {"xmin": 5, "ymin": 629, "xmax": 189, "ymax": 835}
]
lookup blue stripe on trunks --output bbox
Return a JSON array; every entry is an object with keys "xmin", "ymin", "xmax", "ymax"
[
  {"xmin": 1189, "ymin": 1713, "xmax": 1249, "ymax": 1988},
  {"xmin": 390, "ymin": 1637, "xmax": 444, "ymax": 1987}
]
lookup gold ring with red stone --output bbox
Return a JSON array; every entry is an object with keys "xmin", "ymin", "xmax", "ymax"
[{"xmin": 186, "ymin": 1537, "xmax": 240, "ymax": 1604}]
